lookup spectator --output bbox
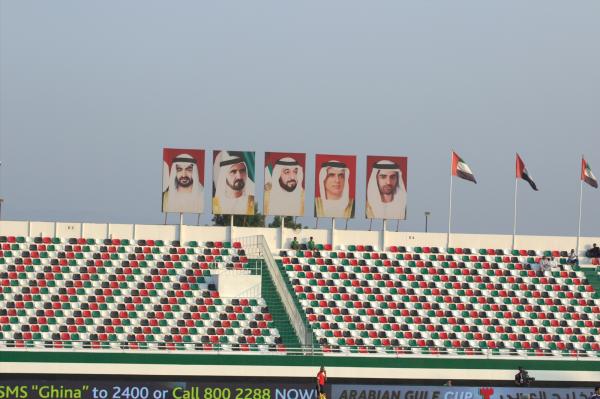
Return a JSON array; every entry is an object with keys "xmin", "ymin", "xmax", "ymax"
[
  {"xmin": 567, "ymin": 249, "xmax": 578, "ymax": 266},
  {"xmin": 514, "ymin": 366, "xmax": 534, "ymax": 387},
  {"xmin": 307, "ymin": 236, "xmax": 316, "ymax": 250},
  {"xmin": 585, "ymin": 243, "xmax": 600, "ymax": 258},
  {"xmin": 539, "ymin": 257, "xmax": 551, "ymax": 272},
  {"xmin": 588, "ymin": 387, "xmax": 600, "ymax": 399},
  {"xmin": 290, "ymin": 237, "xmax": 299, "ymax": 250}
]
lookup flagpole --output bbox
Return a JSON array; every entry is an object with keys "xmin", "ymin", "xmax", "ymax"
[
  {"xmin": 577, "ymin": 174, "xmax": 583, "ymax": 256},
  {"xmin": 447, "ymin": 174, "xmax": 453, "ymax": 249},
  {"xmin": 512, "ymin": 178, "xmax": 518, "ymax": 251}
]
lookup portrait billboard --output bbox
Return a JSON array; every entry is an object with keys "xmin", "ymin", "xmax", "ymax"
[
  {"xmin": 212, "ymin": 150, "xmax": 256, "ymax": 215},
  {"xmin": 264, "ymin": 152, "xmax": 306, "ymax": 216},
  {"xmin": 162, "ymin": 148, "xmax": 205, "ymax": 214},
  {"xmin": 366, "ymin": 155, "xmax": 407, "ymax": 220},
  {"xmin": 314, "ymin": 154, "xmax": 356, "ymax": 218}
]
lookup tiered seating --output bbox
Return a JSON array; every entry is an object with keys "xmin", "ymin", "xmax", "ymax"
[
  {"xmin": 279, "ymin": 244, "xmax": 600, "ymax": 357},
  {"xmin": 0, "ymin": 236, "xmax": 283, "ymax": 352}
]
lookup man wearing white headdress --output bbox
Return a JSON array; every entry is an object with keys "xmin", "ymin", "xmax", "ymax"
[
  {"xmin": 162, "ymin": 154, "xmax": 203, "ymax": 213},
  {"xmin": 314, "ymin": 160, "xmax": 354, "ymax": 218},
  {"xmin": 212, "ymin": 151, "xmax": 255, "ymax": 215},
  {"xmin": 366, "ymin": 160, "xmax": 406, "ymax": 219},
  {"xmin": 264, "ymin": 157, "xmax": 304, "ymax": 216}
]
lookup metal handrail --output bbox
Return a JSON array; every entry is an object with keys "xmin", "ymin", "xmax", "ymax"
[
  {"xmin": 258, "ymin": 235, "xmax": 312, "ymax": 350},
  {"xmin": 236, "ymin": 235, "xmax": 312, "ymax": 350},
  {"xmin": 0, "ymin": 339, "xmax": 598, "ymax": 361}
]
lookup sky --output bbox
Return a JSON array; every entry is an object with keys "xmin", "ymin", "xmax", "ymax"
[{"xmin": 0, "ymin": 1, "xmax": 599, "ymax": 238}]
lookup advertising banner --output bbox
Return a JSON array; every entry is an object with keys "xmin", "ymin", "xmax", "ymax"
[
  {"xmin": 212, "ymin": 151, "xmax": 256, "ymax": 215},
  {"xmin": 0, "ymin": 380, "xmax": 594, "ymax": 399},
  {"xmin": 365, "ymin": 156, "xmax": 408, "ymax": 220},
  {"xmin": 0, "ymin": 379, "xmax": 317, "ymax": 399},
  {"xmin": 162, "ymin": 148, "xmax": 205, "ymax": 214},
  {"xmin": 264, "ymin": 152, "xmax": 306, "ymax": 216},
  {"xmin": 314, "ymin": 154, "xmax": 356, "ymax": 218},
  {"xmin": 331, "ymin": 384, "xmax": 593, "ymax": 399}
]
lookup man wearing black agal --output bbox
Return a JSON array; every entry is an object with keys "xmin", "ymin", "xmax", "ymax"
[{"xmin": 514, "ymin": 367, "xmax": 534, "ymax": 387}]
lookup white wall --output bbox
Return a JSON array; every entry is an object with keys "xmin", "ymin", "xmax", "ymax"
[
  {"xmin": 3, "ymin": 359, "xmax": 599, "ymax": 382},
  {"xmin": 580, "ymin": 237, "xmax": 599, "ymax": 252},
  {"xmin": 385, "ymin": 232, "xmax": 447, "ymax": 250},
  {"xmin": 383, "ymin": 231, "xmax": 599, "ymax": 254},
  {"xmin": 212, "ymin": 270, "xmax": 261, "ymax": 298},
  {"xmin": 55, "ymin": 222, "xmax": 82, "ymax": 238},
  {"xmin": 234, "ymin": 226, "xmax": 278, "ymax": 246},
  {"xmin": 0, "ymin": 221, "xmax": 29, "ymax": 237},
  {"xmin": 335, "ymin": 229, "xmax": 380, "ymax": 250},
  {"xmin": 29, "ymin": 221, "xmax": 55, "ymax": 237},
  {"xmin": 108, "ymin": 224, "xmax": 134, "ymax": 240},
  {"xmin": 282, "ymin": 228, "xmax": 329, "ymax": 250},
  {"xmin": 82, "ymin": 223, "xmax": 109, "ymax": 239},
  {"xmin": 134, "ymin": 224, "xmax": 178, "ymax": 242},
  {"xmin": 449, "ymin": 233, "xmax": 512, "ymax": 250},
  {"xmin": 182, "ymin": 225, "xmax": 228, "ymax": 244},
  {"xmin": 511, "ymin": 235, "xmax": 575, "ymax": 252},
  {"xmin": 0, "ymin": 220, "xmax": 598, "ymax": 254}
]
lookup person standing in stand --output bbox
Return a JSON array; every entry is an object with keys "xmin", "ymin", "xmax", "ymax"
[{"xmin": 316, "ymin": 366, "xmax": 327, "ymax": 399}]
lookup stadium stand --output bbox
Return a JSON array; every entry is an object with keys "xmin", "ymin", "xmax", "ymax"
[
  {"xmin": 2, "ymin": 228, "xmax": 600, "ymax": 362},
  {"xmin": 0, "ymin": 235, "xmax": 285, "ymax": 352},
  {"xmin": 278, "ymin": 244, "xmax": 600, "ymax": 357}
]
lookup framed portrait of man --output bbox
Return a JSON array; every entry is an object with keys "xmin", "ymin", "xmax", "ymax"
[
  {"xmin": 162, "ymin": 148, "xmax": 205, "ymax": 214},
  {"xmin": 264, "ymin": 152, "xmax": 306, "ymax": 216},
  {"xmin": 314, "ymin": 154, "xmax": 356, "ymax": 218},
  {"xmin": 212, "ymin": 150, "xmax": 256, "ymax": 215},
  {"xmin": 365, "ymin": 155, "xmax": 407, "ymax": 220}
]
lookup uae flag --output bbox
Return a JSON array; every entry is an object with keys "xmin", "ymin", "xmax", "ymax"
[
  {"xmin": 516, "ymin": 153, "xmax": 538, "ymax": 191},
  {"xmin": 582, "ymin": 157, "xmax": 598, "ymax": 188},
  {"xmin": 451, "ymin": 151, "xmax": 477, "ymax": 183}
]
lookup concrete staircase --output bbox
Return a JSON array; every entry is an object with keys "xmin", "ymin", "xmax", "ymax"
[
  {"xmin": 249, "ymin": 259, "xmax": 302, "ymax": 350},
  {"xmin": 582, "ymin": 266, "xmax": 600, "ymax": 298},
  {"xmin": 275, "ymin": 259, "xmax": 319, "ymax": 349}
]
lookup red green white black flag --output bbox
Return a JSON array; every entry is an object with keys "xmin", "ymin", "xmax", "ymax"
[
  {"xmin": 582, "ymin": 157, "xmax": 598, "ymax": 188},
  {"xmin": 451, "ymin": 151, "xmax": 476, "ymax": 183},
  {"xmin": 516, "ymin": 154, "xmax": 538, "ymax": 191}
]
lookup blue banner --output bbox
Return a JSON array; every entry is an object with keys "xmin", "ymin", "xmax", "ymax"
[{"xmin": 332, "ymin": 384, "xmax": 593, "ymax": 399}]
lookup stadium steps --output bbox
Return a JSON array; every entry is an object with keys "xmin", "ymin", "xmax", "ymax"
[
  {"xmin": 275, "ymin": 259, "xmax": 320, "ymax": 350},
  {"xmin": 581, "ymin": 267, "xmax": 600, "ymax": 297},
  {"xmin": 252, "ymin": 258, "xmax": 303, "ymax": 352}
]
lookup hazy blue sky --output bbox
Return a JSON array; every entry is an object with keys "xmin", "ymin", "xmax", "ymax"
[{"xmin": 1, "ymin": 1, "xmax": 599, "ymax": 237}]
